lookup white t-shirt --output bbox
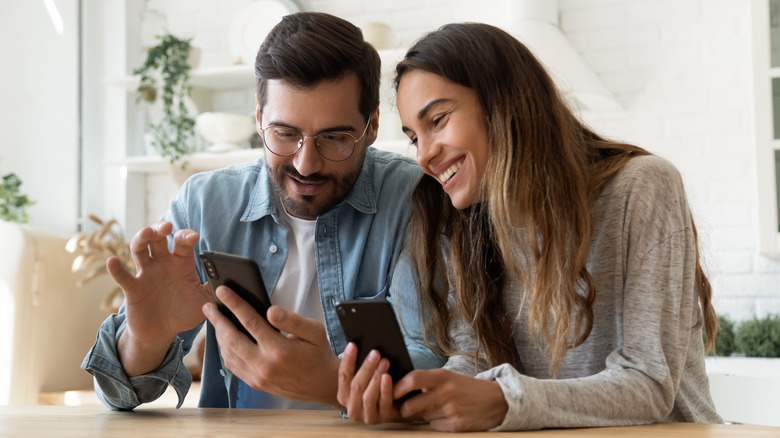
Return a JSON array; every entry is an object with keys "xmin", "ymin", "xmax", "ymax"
[
  {"xmin": 271, "ymin": 206, "xmax": 326, "ymax": 325},
  {"xmin": 236, "ymin": 204, "xmax": 330, "ymax": 410}
]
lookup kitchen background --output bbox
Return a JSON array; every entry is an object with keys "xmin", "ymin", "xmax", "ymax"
[{"xmin": 2, "ymin": 0, "xmax": 779, "ymax": 326}]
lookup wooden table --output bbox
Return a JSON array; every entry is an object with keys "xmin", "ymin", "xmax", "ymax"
[{"xmin": 1, "ymin": 406, "xmax": 778, "ymax": 437}]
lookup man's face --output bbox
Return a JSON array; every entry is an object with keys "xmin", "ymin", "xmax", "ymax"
[{"xmin": 257, "ymin": 73, "xmax": 378, "ymax": 220}]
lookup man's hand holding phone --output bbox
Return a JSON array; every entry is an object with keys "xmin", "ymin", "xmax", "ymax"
[{"xmin": 201, "ymin": 275, "xmax": 341, "ymax": 406}]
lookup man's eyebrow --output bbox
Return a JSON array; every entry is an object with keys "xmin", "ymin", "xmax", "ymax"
[
  {"xmin": 262, "ymin": 121, "xmax": 356, "ymax": 134},
  {"xmin": 417, "ymin": 98, "xmax": 453, "ymax": 120}
]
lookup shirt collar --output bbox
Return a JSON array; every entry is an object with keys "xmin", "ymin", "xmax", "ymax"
[{"xmin": 240, "ymin": 149, "xmax": 378, "ymax": 222}]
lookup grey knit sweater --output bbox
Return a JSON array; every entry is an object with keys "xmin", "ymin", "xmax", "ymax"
[{"xmin": 443, "ymin": 155, "xmax": 723, "ymax": 430}]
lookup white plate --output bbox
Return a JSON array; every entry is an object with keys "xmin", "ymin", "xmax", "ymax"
[{"xmin": 228, "ymin": 0, "xmax": 300, "ymax": 65}]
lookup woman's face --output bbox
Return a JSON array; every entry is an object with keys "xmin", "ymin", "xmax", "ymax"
[{"xmin": 396, "ymin": 69, "xmax": 489, "ymax": 210}]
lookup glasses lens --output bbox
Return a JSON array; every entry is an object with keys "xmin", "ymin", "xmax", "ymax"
[
  {"xmin": 263, "ymin": 126, "xmax": 302, "ymax": 156},
  {"xmin": 316, "ymin": 133, "xmax": 355, "ymax": 161}
]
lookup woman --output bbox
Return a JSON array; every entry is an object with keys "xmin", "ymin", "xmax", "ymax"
[{"xmin": 337, "ymin": 22, "xmax": 722, "ymax": 432}]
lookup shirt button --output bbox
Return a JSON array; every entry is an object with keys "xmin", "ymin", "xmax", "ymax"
[
  {"xmin": 219, "ymin": 369, "xmax": 226, "ymax": 377},
  {"xmin": 269, "ymin": 244, "xmax": 278, "ymax": 253}
]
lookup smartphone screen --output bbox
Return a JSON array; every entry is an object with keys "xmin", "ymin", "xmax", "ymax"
[
  {"xmin": 336, "ymin": 299, "xmax": 420, "ymax": 403},
  {"xmin": 198, "ymin": 251, "xmax": 273, "ymax": 341}
]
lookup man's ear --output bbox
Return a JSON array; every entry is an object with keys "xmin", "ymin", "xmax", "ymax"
[
  {"xmin": 255, "ymin": 99, "xmax": 262, "ymax": 132},
  {"xmin": 366, "ymin": 108, "xmax": 380, "ymax": 145}
]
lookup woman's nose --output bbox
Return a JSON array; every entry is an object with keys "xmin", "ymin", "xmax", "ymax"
[{"xmin": 415, "ymin": 135, "xmax": 437, "ymax": 169}]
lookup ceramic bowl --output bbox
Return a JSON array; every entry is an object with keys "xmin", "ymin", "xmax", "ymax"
[
  {"xmin": 359, "ymin": 21, "xmax": 397, "ymax": 50},
  {"xmin": 195, "ymin": 112, "xmax": 256, "ymax": 152}
]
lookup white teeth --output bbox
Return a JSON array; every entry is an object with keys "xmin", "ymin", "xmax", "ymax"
[{"xmin": 437, "ymin": 161, "xmax": 462, "ymax": 184}]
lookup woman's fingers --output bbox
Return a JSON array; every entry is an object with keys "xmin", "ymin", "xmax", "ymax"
[
  {"xmin": 337, "ymin": 342, "xmax": 359, "ymax": 408},
  {"xmin": 362, "ymin": 358, "xmax": 390, "ymax": 424},
  {"xmin": 345, "ymin": 349, "xmax": 382, "ymax": 422},
  {"xmin": 377, "ymin": 371, "xmax": 397, "ymax": 422}
]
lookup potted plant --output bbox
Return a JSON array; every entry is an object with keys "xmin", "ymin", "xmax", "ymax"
[
  {"xmin": 706, "ymin": 313, "xmax": 780, "ymax": 380},
  {"xmin": 735, "ymin": 314, "xmax": 780, "ymax": 358},
  {"xmin": 0, "ymin": 171, "xmax": 35, "ymax": 223},
  {"xmin": 134, "ymin": 33, "xmax": 197, "ymax": 167}
]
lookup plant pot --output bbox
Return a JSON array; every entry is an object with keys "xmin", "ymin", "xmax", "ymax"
[{"xmin": 705, "ymin": 356, "xmax": 780, "ymax": 379}]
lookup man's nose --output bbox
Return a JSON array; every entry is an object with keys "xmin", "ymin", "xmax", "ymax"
[{"xmin": 292, "ymin": 136, "xmax": 323, "ymax": 177}]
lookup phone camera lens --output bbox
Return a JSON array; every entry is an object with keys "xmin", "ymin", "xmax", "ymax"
[{"xmin": 204, "ymin": 261, "xmax": 217, "ymax": 279}]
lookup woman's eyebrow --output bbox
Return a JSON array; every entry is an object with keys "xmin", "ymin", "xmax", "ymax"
[{"xmin": 416, "ymin": 98, "xmax": 453, "ymax": 120}]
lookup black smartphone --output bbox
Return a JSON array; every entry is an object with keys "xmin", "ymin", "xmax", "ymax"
[
  {"xmin": 336, "ymin": 299, "xmax": 421, "ymax": 403},
  {"xmin": 198, "ymin": 251, "xmax": 273, "ymax": 342}
]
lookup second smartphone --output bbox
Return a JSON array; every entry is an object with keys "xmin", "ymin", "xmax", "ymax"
[
  {"xmin": 336, "ymin": 299, "xmax": 421, "ymax": 403},
  {"xmin": 198, "ymin": 250, "xmax": 273, "ymax": 342}
]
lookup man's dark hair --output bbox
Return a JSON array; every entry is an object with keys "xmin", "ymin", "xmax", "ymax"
[{"xmin": 255, "ymin": 12, "xmax": 380, "ymax": 122}]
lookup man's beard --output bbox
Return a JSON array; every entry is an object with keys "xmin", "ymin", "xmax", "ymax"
[{"xmin": 266, "ymin": 161, "xmax": 362, "ymax": 219}]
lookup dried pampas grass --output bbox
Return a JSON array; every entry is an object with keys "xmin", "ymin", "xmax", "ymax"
[{"xmin": 66, "ymin": 214, "xmax": 135, "ymax": 311}]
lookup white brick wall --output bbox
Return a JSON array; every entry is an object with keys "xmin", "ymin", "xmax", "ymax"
[
  {"xmin": 560, "ymin": 0, "xmax": 780, "ymax": 322},
  {"xmin": 142, "ymin": 0, "xmax": 780, "ymax": 322}
]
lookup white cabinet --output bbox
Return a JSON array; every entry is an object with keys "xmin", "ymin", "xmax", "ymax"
[
  {"xmin": 108, "ymin": 48, "xmax": 413, "ymax": 233},
  {"xmin": 753, "ymin": 1, "xmax": 780, "ymax": 257}
]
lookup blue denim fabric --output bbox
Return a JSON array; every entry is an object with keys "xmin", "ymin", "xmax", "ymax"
[{"xmin": 81, "ymin": 148, "xmax": 444, "ymax": 410}]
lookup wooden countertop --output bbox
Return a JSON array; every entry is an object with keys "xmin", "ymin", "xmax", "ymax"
[{"xmin": 1, "ymin": 405, "xmax": 778, "ymax": 437}]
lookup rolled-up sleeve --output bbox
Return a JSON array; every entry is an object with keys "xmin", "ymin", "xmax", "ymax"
[{"xmin": 81, "ymin": 311, "xmax": 195, "ymax": 410}]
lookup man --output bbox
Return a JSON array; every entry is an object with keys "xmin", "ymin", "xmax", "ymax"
[{"xmin": 82, "ymin": 12, "xmax": 442, "ymax": 410}]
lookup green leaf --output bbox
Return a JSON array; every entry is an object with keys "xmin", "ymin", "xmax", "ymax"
[
  {"xmin": 735, "ymin": 314, "xmax": 780, "ymax": 358},
  {"xmin": 133, "ymin": 33, "xmax": 195, "ymax": 168},
  {"xmin": 0, "ymin": 172, "xmax": 35, "ymax": 223}
]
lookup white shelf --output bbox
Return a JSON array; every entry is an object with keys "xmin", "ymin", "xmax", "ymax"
[
  {"xmin": 109, "ymin": 148, "xmax": 263, "ymax": 173},
  {"xmin": 105, "ymin": 48, "xmax": 408, "ymax": 92},
  {"xmin": 104, "ymin": 64, "xmax": 255, "ymax": 91}
]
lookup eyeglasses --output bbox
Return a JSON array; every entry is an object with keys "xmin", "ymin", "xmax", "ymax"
[{"xmin": 259, "ymin": 117, "xmax": 371, "ymax": 162}]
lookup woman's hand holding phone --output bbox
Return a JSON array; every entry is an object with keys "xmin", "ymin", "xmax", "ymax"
[
  {"xmin": 335, "ymin": 300, "xmax": 422, "ymax": 423},
  {"xmin": 339, "ymin": 355, "xmax": 510, "ymax": 432},
  {"xmin": 337, "ymin": 342, "xmax": 407, "ymax": 424}
]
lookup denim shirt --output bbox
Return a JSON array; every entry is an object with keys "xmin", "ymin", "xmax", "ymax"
[{"xmin": 81, "ymin": 148, "xmax": 444, "ymax": 410}]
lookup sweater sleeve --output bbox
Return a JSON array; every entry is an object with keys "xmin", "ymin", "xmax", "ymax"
[{"xmin": 482, "ymin": 229, "xmax": 698, "ymax": 430}]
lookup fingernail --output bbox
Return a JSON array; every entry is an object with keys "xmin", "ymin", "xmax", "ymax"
[
  {"xmin": 367, "ymin": 349, "xmax": 379, "ymax": 363},
  {"xmin": 202, "ymin": 303, "xmax": 213, "ymax": 317}
]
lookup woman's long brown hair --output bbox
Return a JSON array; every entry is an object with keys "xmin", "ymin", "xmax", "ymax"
[{"xmin": 396, "ymin": 23, "xmax": 717, "ymax": 375}]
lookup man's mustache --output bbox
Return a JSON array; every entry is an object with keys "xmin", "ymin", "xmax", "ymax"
[{"xmin": 281, "ymin": 166, "xmax": 332, "ymax": 184}]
